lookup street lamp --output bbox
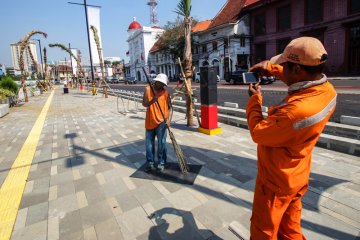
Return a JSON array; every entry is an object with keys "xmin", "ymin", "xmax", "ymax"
[{"xmin": 32, "ymin": 39, "xmax": 43, "ymax": 79}]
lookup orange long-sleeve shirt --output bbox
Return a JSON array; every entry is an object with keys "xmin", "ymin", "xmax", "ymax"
[
  {"xmin": 246, "ymin": 64, "xmax": 337, "ymax": 195},
  {"xmin": 145, "ymin": 86, "xmax": 169, "ymax": 130}
]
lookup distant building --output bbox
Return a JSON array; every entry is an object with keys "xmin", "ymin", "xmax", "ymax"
[
  {"xmin": 192, "ymin": 0, "xmax": 252, "ymax": 80},
  {"xmin": 103, "ymin": 56, "xmax": 122, "ymax": 78},
  {"xmin": 245, "ymin": 0, "xmax": 360, "ymax": 75},
  {"xmin": 56, "ymin": 59, "xmax": 72, "ymax": 80},
  {"xmin": 10, "ymin": 41, "xmax": 38, "ymax": 74},
  {"xmin": 127, "ymin": 17, "xmax": 164, "ymax": 81},
  {"xmin": 0, "ymin": 64, "xmax": 6, "ymax": 76},
  {"xmin": 104, "ymin": 57, "xmax": 121, "ymax": 63},
  {"xmin": 148, "ymin": 31, "xmax": 179, "ymax": 81},
  {"xmin": 5, "ymin": 67, "xmax": 21, "ymax": 76}
]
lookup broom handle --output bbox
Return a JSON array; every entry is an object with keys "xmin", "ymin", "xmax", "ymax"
[{"xmin": 142, "ymin": 67, "xmax": 167, "ymax": 123}]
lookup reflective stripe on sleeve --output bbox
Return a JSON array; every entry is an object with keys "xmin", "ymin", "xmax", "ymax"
[{"xmin": 293, "ymin": 95, "xmax": 337, "ymax": 130}]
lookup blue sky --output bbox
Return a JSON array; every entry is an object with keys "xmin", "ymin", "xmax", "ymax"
[{"xmin": 0, "ymin": 0, "xmax": 227, "ymax": 67}]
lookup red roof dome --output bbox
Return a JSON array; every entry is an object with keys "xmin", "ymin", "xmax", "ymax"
[{"xmin": 128, "ymin": 17, "xmax": 142, "ymax": 30}]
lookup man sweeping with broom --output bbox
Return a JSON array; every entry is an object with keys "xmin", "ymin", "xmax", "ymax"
[{"xmin": 142, "ymin": 73, "xmax": 173, "ymax": 172}]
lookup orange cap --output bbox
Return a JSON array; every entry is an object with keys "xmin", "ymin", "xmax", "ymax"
[{"xmin": 270, "ymin": 37, "xmax": 328, "ymax": 66}]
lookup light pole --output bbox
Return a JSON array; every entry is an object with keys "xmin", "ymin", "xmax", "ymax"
[
  {"xmin": 68, "ymin": 1, "xmax": 101, "ymax": 84},
  {"xmin": 33, "ymin": 39, "xmax": 44, "ymax": 79}
]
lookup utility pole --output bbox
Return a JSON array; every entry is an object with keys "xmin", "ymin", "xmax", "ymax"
[{"xmin": 68, "ymin": 0, "xmax": 101, "ymax": 83}]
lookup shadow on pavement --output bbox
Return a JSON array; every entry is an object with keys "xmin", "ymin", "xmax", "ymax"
[{"xmin": 146, "ymin": 207, "xmax": 219, "ymax": 240}]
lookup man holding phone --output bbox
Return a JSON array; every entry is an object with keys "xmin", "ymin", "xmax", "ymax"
[{"xmin": 246, "ymin": 37, "xmax": 337, "ymax": 239}]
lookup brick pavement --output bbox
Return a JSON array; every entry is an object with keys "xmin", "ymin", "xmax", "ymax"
[{"xmin": 0, "ymin": 87, "xmax": 359, "ymax": 240}]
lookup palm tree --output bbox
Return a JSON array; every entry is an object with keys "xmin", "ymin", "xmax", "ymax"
[
  {"xmin": 175, "ymin": 0, "xmax": 194, "ymax": 126},
  {"xmin": 90, "ymin": 25, "xmax": 108, "ymax": 98},
  {"xmin": 26, "ymin": 45, "xmax": 44, "ymax": 91},
  {"xmin": 19, "ymin": 30, "xmax": 47, "ymax": 102}
]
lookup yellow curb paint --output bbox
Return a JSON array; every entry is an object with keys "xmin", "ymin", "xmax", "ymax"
[{"xmin": 0, "ymin": 90, "xmax": 54, "ymax": 240}]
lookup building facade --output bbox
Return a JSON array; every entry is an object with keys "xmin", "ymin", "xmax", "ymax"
[
  {"xmin": 148, "ymin": 36, "xmax": 179, "ymax": 81},
  {"xmin": 192, "ymin": 0, "xmax": 253, "ymax": 79},
  {"xmin": 10, "ymin": 41, "xmax": 38, "ymax": 74},
  {"xmin": 127, "ymin": 17, "xmax": 164, "ymax": 82},
  {"xmin": 246, "ymin": 0, "xmax": 360, "ymax": 75}
]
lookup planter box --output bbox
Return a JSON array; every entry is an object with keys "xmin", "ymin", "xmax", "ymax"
[
  {"xmin": 0, "ymin": 98, "xmax": 9, "ymax": 106},
  {"xmin": 0, "ymin": 103, "xmax": 9, "ymax": 118}
]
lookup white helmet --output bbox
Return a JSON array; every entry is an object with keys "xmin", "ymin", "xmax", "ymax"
[{"xmin": 153, "ymin": 73, "xmax": 168, "ymax": 86}]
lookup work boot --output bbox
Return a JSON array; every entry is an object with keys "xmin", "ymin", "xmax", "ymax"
[
  {"xmin": 145, "ymin": 163, "xmax": 155, "ymax": 172},
  {"xmin": 157, "ymin": 165, "xmax": 165, "ymax": 172}
]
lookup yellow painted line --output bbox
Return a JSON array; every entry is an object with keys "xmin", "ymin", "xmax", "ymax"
[{"xmin": 0, "ymin": 90, "xmax": 54, "ymax": 240}]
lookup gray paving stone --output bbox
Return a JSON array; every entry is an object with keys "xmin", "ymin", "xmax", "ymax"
[
  {"xmin": 57, "ymin": 180, "xmax": 76, "ymax": 198},
  {"xmin": 49, "ymin": 171, "xmax": 73, "ymax": 186},
  {"xmin": 115, "ymin": 192, "xmax": 141, "ymax": 213},
  {"xmin": 59, "ymin": 210, "xmax": 83, "ymax": 239},
  {"xmin": 83, "ymin": 186, "xmax": 106, "ymax": 205},
  {"xmin": 94, "ymin": 218, "xmax": 124, "ymax": 240},
  {"xmin": 132, "ymin": 182, "xmax": 165, "ymax": 205},
  {"xmin": 93, "ymin": 162, "xmax": 114, "ymax": 173},
  {"xmin": 80, "ymin": 200, "xmax": 114, "ymax": 229},
  {"xmin": 48, "ymin": 194, "xmax": 78, "ymax": 218},
  {"xmin": 101, "ymin": 179, "xmax": 129, "ymax": 198},
  {"xmin": 115, "ymin": 206, "xmax": 154, "ymax": 239},
  {"xmin": 165, "ymin": 188, "xmax": 202, "ymax": 212},
  {"xmin": 74, "ymin": 175, "xmax": 100, "ymax": 192},
  {"xmin": 26, "ymin": 202, "xmax": 48, "ymax": 226},
  {"xmin": 11, "ymin": 220, "xmax": 47, "ymax": 240},
  {"xmin": 20, "ymin": 188, "xmax": 49, "ymax": 209}
]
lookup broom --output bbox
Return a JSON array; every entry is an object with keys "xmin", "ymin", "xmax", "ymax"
[{"xmin": 142, "ymin": 67, "xmax": 189, "ymax": 173}]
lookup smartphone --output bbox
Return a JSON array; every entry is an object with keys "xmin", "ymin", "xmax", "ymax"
[{"xmin": 242, "ymin": 72, "xmax": 259, "ymax": 84}]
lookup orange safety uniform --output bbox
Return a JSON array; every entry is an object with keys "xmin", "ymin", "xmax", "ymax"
[
  {"xmin": 145, "ymin": 85, "xmax": 169, "ymax": 130},
  {"xmin": 246, "ymin": 63, "xmax": 337, "ymax": 240}
]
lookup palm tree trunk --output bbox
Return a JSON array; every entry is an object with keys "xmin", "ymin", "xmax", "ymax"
[
  {"xmin": 19, "ymin": 43, "xmax": 29, "ymax": 102},
  {"xmin": 183, "ymin": 16, "xmax": 194, "ymax": 126},
  {"xmin": 90, "ymin": 26, "xmax": 108, "ymax": 98},
  {"xmin": 19, "ymin": 31, "xmax": 48, "ymax": 102}
]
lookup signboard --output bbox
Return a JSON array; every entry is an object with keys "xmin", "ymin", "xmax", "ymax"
[{"xmin": 86, "ymin": 6, "xmax": 103, "ymax": 65}]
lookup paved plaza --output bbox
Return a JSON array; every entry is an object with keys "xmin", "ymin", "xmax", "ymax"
[{"xmin": 0, "ymin": 87, "xmax": 359, "ymax": 240}]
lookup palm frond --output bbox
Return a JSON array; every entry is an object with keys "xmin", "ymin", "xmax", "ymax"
[
  {"xmin": 174, "ymin": 0, "xmax": 192, "ymax": 17},
  {"xmin": 48, "ymin": 43, "xmax": 85, "ymax": 77}
]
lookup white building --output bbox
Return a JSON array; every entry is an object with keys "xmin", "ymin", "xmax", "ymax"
[
  {"xmin": 127, "ymin": 17, "xmax": 164, "ymax": 82},
  {"xmin": 192, "ymin": 0, "xmax": 251, "ymax": 80},
  {"xmin": 104, "ymin": 57, "xmax": 121, "ymax": 63},
  {"xmin": 10, "ymin": 41, "xmax": 38, "ymax": 74}
]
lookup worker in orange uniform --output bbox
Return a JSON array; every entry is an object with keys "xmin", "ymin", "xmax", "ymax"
[
  {"xmin": 246, "ymin": 37, "xmax": 337, "ymax": 240},
  {"xmin": 142, "ymin": 73, "xmax": 172, "ymax": 172}
]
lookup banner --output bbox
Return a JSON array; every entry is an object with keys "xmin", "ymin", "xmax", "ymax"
[
  {"xmin": 70, "ymin": 48, "xmax": 78, "ymax": 75},
  {"xmin": 86, "ymin": 6, "xmax": 103, "ymax": 65}
]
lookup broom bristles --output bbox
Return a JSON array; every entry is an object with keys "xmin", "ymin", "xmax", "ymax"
[{"xmin": 168, "ymin": 129, "xmax": 189, "ymax": 173}]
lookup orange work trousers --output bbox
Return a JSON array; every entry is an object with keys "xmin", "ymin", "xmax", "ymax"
[{"xmin": 250, "ymin": 178, "xmax": 308, "ymax": 240}]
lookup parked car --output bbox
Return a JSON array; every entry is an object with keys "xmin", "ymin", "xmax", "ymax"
[
  {"xmin": 225, "ymin": 70, "xmax": 276, "ymax": 85},
  {"xmin": 125, "ymin": 77, "xmax": 137, "ymax": 84},
  {"xmin": 194, "ymin": 72, "xmax": 220, "ymax": 83},
  {"xmin": 225, "ymin": 70, "xmax": 247, "ymax": 84},
  {"xmin": 111, "ymin": 78, "xmax": 119, "ymax": 84}
]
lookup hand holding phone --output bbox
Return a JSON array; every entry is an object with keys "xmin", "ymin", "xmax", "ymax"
[
  {"xmin": 242, "ymin": 72, "xmax": 259, "ymax": 84},
  {"xmin": 248, "ymin": 82, "xmax": 261, "ymax": 97}
]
